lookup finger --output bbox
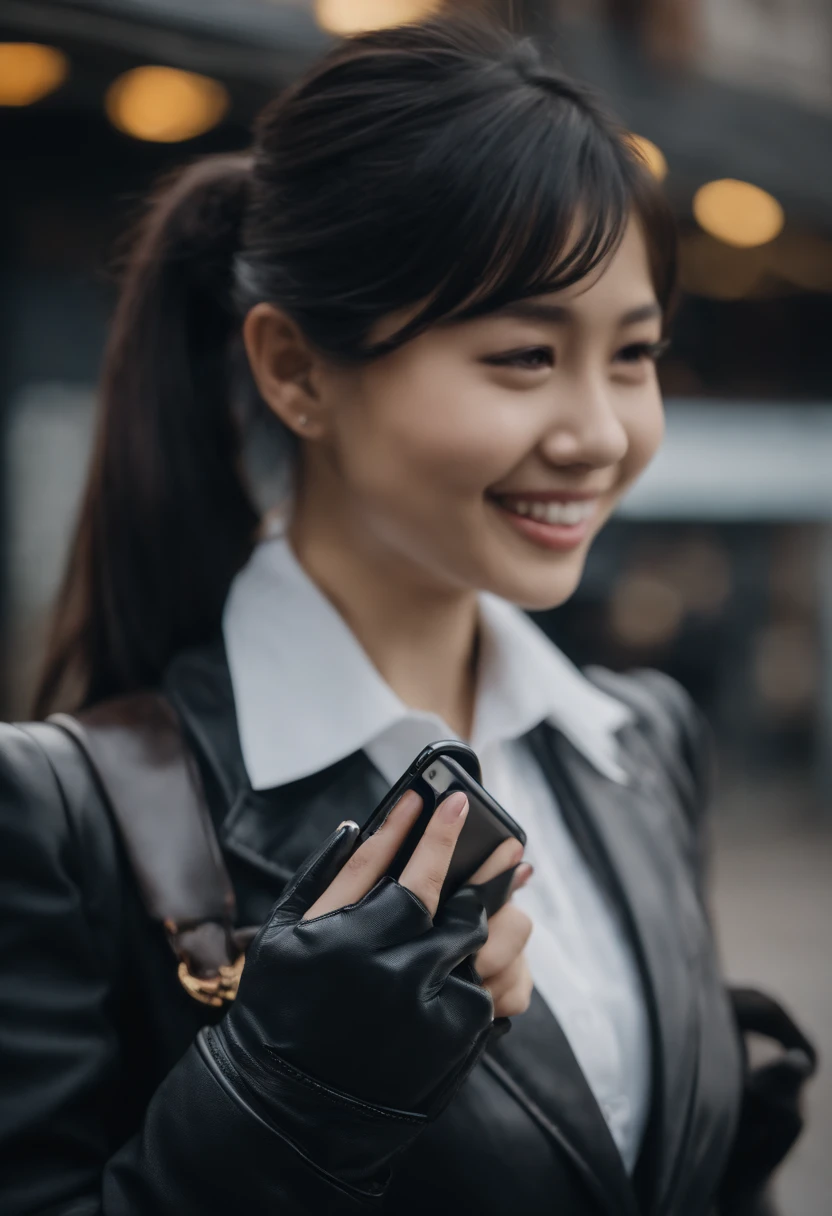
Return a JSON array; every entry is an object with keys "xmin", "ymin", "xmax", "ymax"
[
  {"xmin": 509, "ymin": 862, "xmax": 533, "ymax": 896},
  {"xmin": 398, "ymin": 791, "xmax": 469, "ymax": 918},
  {"xmin": 467, "ymin": 837, "xmax": 525, "ymax": 887},
  {"xmin": 466, "ymin": 859, "xmax": 532, "ymax": 921},
  {"xmin": 475, "ymin": 904, "xmax": 533, "ymax": 981},
  {"xmin": 277, "ymin": 820, "xmax": 361, "ymax": 919},
  {"xmin": 489, "ymin": 957, "xmax": 534, "ymax": 1019},
  {"xmin": 485, "ymin": 954, "xmax": 526, "ymax": 1003},
  {"xmin": 303, "ymin": 790, "xmax": 423, "ymax": 919},
  {"xmin": 410, "ymin": 886, "xmax": 489, "ymax": 990}
]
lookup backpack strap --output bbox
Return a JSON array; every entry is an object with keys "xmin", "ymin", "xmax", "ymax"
[{"xmin": 51, "ymin": 692, "xmax": 245, "ymax": 1006}]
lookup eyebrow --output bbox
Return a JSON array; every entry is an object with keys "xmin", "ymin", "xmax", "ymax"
[{"xmin": 491, "ymin": 300, "xmax": 663, "ymax": 327}]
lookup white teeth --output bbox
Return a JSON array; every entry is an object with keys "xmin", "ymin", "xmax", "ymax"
[{"xmin": 504, "ymin": 498, "xmax": 596, "ymax": 526}]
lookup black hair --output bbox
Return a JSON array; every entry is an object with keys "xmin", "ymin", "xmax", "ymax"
[{"xmin": 36, "ymin": 15, "xmax": 676, "ymax": 715}]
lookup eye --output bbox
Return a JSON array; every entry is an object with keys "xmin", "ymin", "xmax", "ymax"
[
  {"xmin": 485, "ymin": 346, "xmax": 555, "ymax": 371},
  {"xmin": 615, "ymin": 338, "xmax": 670, "ymax": 365}
]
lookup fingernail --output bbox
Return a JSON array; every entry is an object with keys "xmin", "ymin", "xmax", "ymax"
[
  {"xmin": 510, "ymin": 863, "xmax": 534, "ymax": 893},
  {"xmin": 337, "ymin": 820, "xmax": 359, "ymax": 831},
  {"xmin": 439, "ymin": 792, "xmax": 468, "ymax": 822}
]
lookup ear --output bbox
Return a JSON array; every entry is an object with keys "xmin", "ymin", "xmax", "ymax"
[{"xmin": 242, "ymin": 303, "xmax": 325, "ymax": 438}]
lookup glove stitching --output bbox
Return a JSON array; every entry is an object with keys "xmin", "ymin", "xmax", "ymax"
[
  {"xmin": 203, "ymin": 1025, "xmax": 241, "ymax": 1086},
  {"xmin": 262, "ymin": 1050, "xmax": 426, "ymax": 1124},
  {"xmin": 219, "ymin": 1023, "xmax": 424, "ymax": 1125},
  {"xmin": 198, "ymin": 1030, "xmax": 390, "ymax": 1200},
  {"xmin": 298, "ymin": 878, "xmax": 433, "ymax": 929}
]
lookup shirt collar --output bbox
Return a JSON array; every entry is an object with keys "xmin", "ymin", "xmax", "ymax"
[
  {"xmin": 223, "ymin": 529, "xmax": 632, "ymax": 792},
  {"xmin": 473, "ymin": 593, "xmax": 631, "ymax": 782}
]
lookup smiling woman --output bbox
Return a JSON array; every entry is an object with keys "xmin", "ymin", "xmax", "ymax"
[
  {"xmin": 0, "ymin": 13, "xmax": 812, "ymax": 1216},
  {"xmin": 241, "ymin": 217, "xmax": 668, "ymax": 628},
  {"xmin": 37, "ymin": 16, "xmax": 675, "ymax": 714}
]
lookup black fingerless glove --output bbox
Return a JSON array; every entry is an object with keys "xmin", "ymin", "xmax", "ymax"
[{"xmin": 202, "ymin": 822, "xmax": 494, "ymax": 1189}]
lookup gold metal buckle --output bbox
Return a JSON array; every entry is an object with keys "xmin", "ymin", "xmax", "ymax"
[{"xmin": 177, "ymin": 954, "xmax": 245, "ymax": 1007}]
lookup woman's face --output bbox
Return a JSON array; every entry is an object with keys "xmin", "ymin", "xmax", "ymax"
[{"xmin": 305, "ymin": 216, "xmax": 665, "ymax": 611}]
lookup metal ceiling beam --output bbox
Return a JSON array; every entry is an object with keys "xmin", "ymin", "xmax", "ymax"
[
  {"xmin": 3, "ymin": 0, "xmax": 831, "ymax": 222},
  {"xmin": 0, "ymin": 0, "xmax": 327, "ymax": 83}
]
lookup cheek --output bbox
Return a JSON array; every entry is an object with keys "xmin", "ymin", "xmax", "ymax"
[
  {"xmin": 336, "ymin": 363, "xmax": 526, "ymax": 501},
  {"xmin": 620, "ymin": 390, "xmax": 665, "ymax": 486}
]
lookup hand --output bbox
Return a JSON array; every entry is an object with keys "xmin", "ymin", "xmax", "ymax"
[
  {"xmin": 215, "ymin": 788, "xmax": 495, "ymax": 1117},
  {"xmin": 468, "ymin": 839, "xmax": 534, "ymax": 1019},
  {"xmin": 306, "ymin": 796, "xmax": 534, "ymax": 1019},
  {"xmin": 304, "ymin": 786, "xmax": 468, "ymax": 921}
]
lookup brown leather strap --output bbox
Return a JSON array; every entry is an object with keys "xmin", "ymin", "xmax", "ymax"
[{"xmin": 51, "ymin": 692, "xmax": 245, "ymax": 998}]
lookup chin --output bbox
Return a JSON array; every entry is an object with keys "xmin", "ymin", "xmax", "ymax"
[{"xmin": 486, "ymin": 552, "xmax": 588, "ymax": 613}]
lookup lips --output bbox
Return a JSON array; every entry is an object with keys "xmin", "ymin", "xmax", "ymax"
[{"xmin": 489, "ymin": 493, "xmax": 600, "ymax": 552}]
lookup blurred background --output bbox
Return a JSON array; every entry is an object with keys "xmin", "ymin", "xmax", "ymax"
[{"xmin": 0, "ymin": 0, "xmax": 829, "ymax": 1209}]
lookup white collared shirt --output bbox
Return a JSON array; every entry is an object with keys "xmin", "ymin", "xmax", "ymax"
[{"xmin": 223, "ymin": 525, "xmax": 652, "ymax": 1171}]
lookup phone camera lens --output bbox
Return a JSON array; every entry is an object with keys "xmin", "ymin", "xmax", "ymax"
[{"xmin": 427, "ymin": 768, "xmax": 437, "ymax": 780}]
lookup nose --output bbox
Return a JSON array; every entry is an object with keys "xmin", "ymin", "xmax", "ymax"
[{"xmin": 538, "ymin": 371, "xmax": 629, "ymax": 471}]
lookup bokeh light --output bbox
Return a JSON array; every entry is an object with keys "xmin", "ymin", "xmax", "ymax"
[
  {"xmin": 315, "ymin": 0, "xmax": 443, "ymax": 35},
  {"xmin": 628, "ymin": 133, "xmax": 668, "ymax": 181},
  {"xmin": 693, "ymin": 178, "xmax": 784, "ymax": 248},
  {"xmin": 671, "ymin": 539, "xmax": 732, "ymax": 615},
  {"xmin": 0, "ymin": 43, "xmax": 69, "ymax": 106},
  {"xmin": 679, "ymin": 230, "xmax": 767, "ymax": 300},
  {"xmin": 768, "ymin": 231, "xmax": 832, "ymax": 294},
  {"xmin": 609, "ymin": 575, "xmax": 684, "ymax": 648},
  {"xmin": 754, "ymin": 622, "xmax": 816, "ymax": 714},
  {"xmin": 105, "ymin": 66, "xmax": 229, "ymax": 143}
]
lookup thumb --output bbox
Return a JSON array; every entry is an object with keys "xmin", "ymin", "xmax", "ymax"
[{"xmin": 274, "ymin": 820, "xmax": 361, "ymax": 920}]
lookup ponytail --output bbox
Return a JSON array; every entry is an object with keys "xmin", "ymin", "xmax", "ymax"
[{"xmin": 35, "ymin": 154, "xmax": 259, "ymax": 715}]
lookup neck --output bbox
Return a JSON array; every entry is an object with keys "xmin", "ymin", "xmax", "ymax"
[{"xmin": 288, "ymin": 495, "xmax": 480, "ymax": 740}]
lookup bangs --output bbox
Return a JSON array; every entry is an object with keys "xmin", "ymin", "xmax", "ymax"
[
  {"xmin": 364, "ymin": 87, "xmax": 670, "ymax": 356},
  {"xmin": 242, "ymin": 16, "xmax": 679, "ymax": 364}
]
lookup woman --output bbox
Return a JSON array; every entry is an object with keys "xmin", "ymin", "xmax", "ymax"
[{"xmin": 0, "ymin": 17, "xmax": 812, "ymax": 1216}]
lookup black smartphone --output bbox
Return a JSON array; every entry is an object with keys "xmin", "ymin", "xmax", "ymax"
[{"xmin": 358, "ymin": 740, "xmax": 526, "ymax": 905}]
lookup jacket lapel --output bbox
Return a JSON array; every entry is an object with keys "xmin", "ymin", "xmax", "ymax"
[
  {"xmin": 485, "ymin": 992, "xmax": 640, "ymax": 1216},
  {"xmin": 530, "ymin": 724, "xmax": 707, "ymax": 1213},
  {"xmin": 221, "ymin": 753, "xmax": 388, "ymax": 887}
]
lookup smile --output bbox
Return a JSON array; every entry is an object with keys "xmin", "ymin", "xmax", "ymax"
[
  {"xmin": 506, "ymin": 499, "xmax": 596, "ymax": 525},
  {"xmin": 490, "ymin": 494, "xmax": 600, "ymax": 552}
]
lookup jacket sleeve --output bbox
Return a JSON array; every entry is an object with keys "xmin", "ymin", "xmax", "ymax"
[{"xmin": 0, "ymin": 723, "xmax": 415, "ymax": 1215}]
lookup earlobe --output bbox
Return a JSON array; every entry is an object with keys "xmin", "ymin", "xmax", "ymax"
[{"xmin": 242, "ymin": 303, "xmax": 323, "ymax": 437}]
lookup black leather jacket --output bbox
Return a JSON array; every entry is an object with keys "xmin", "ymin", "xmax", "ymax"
[{"xmin": 0, "ymin": 642, "xmax": 769, "ymax": 1215}]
